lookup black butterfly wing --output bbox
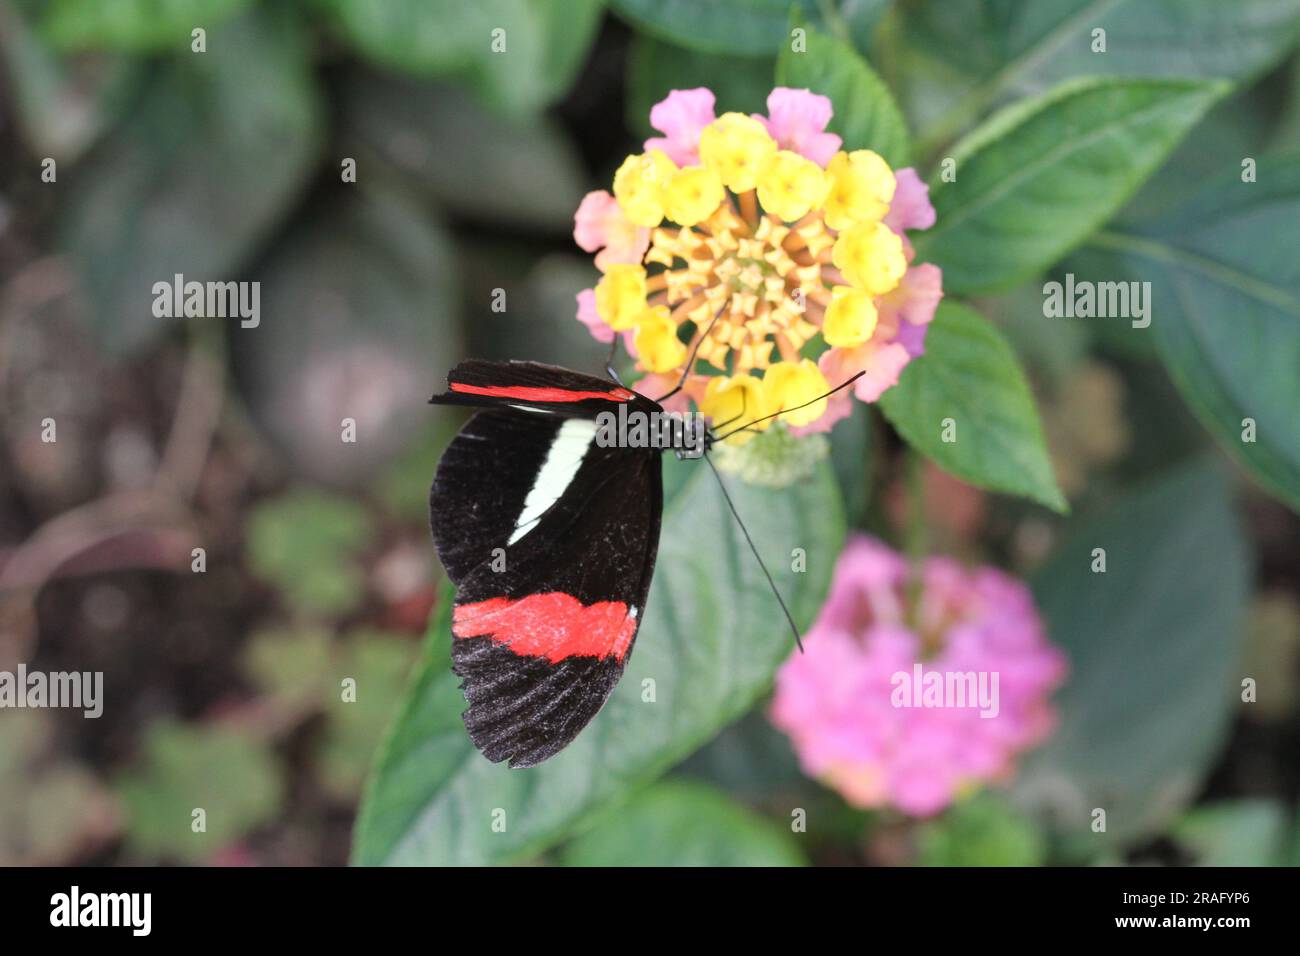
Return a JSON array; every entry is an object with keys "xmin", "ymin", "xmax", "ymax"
[{"xmin": 430, "ymin": 365, "xmax": 664, "ymax": 768}]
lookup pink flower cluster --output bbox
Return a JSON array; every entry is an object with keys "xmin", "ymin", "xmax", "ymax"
[{"xmin": 771, "ymin": 535, "xmax": 1067, "ymax": 817}]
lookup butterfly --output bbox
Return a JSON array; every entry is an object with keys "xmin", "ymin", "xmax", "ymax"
[{"xmin": 428, "ymin": 357, "xmax": 860, "ymax": 767}]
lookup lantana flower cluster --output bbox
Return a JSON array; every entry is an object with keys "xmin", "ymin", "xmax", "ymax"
[
  {"xmin": 574, "ymin": 87, "xmax": 943, "ymax": 438},
  {"xmin": 770, "ymin": 535, "xmax": 1067, "ymax": 817}
]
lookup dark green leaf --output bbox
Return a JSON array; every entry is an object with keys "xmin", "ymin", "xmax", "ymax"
[
  {"xmin": 0, "ymin": 3, "xmax": 141, "ymax": 160},
  {"xmin": 609, "ymin": 0, "xmax": 818, "ymax": 56},
  {"xmin": 41, "ymin": 0, "xmax": 253, "ymax": 51},
  {"xmin": 916, "ymin": 792, "xmax": 1046, "ymax": 866},
  {"xmin": 1173, "ymin": 800, "xmax": 1288, "ymax": 866},
  {"xmin": 313, "ymin": 0, "xmax": 602, "ymax": 115},
  {"xmin": 1016, "ymin": 460, "xmax": 1250, "ymax": 847},
  {"xmin": 559, "ymin": 778, "xmax": 806, "ymax": 866},
  {"xmin": 626, "ymin": 36, "xmax": 774, "ymax": 137},
  {"xmin": 776, "ymin": 23, "xmax": 910, "ymax": 166},
  {"xmin": 58, "ymin": 9, "xmax": 323, "ymax": 355},
  {"xmin": 353, "ymin": 456, "xmax": 845, "ymax": 865},
  {"xmin": 1081, "ymin": 154, "xmax": 1300, "ymax": 511},
  {"xmin": 339, "ymin": 73, "xmax": 587, "ymax": 231},
  {"xmin": 878, "ymin": 302, "xmax": 1066, "ymax": 512},
  {"xmin": 905, "ymin": 0, "xmax": 1300, "ymax": 153},
  {"xmin": 916, "ymin": 77, "xmax": 1227, "ymax": 295}
]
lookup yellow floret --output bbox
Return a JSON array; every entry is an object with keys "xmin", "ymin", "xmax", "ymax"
[
  {"xmin": 663, "ymin": 166, "xmax": 726, "ymax": 226},
  {"xmin": 698, "ymin": 113, "xmax": 777, "ymax": 192},
  {"xmin": 762, "ymin": 359, "xmax": 831, "ymax": 427},
  {"xmin": 822, "ymin": 285, "xmax": 879, "ymax": 347},
  {"xmin": 832, "ymin": 221, "xmax": 906, "ymax": 296},
  {"xmin": 822, "ymin": 150, "xmax": 896, "ymax": 230},
  {"xmin": 595, "ymin": 264, "xmax": 647, "ymax": 331},
  {"xmin": 633, "ymin": 306, "xmax": 687, "ymax": 372},
  {"xmin": 699, "ymin": 374, "xmax": 770, "ymax": 445},
  {"xmin": 613, "ymin": 150, "xmax": 677, "ymax": 227},
  {"xmin": 756, "ymin": 150, "xmax": 827, "ymax": 223}
]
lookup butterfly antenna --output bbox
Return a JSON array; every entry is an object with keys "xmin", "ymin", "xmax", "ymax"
[
  {"xmin": 703, "ymin": 451, "xmax": 804, "ymax": 653},
  {"xmin": 604, "ymin": 333, "xmax": 626, "ymax": 386},
  {"xmin": 654, "ymin": 310, "xmax": 723, "ymax": 403},
  {"xmin": 712, "ymin": 371, "xmax": 866, "ymax": 443}
]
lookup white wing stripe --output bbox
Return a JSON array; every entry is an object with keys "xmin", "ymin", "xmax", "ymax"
[{"xmin": 507, "ymin": 418, "xmax": 597, "ymax": 545}]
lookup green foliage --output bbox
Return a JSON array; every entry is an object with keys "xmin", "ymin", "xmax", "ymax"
[
  {"xmin": 246, "ymin": 490, "xmax": 372, "ymax": 617},
  {"xmin": 244, "ymin": 628, "xmax": 418, "ymax": 801},
  {"xmin": 879, "ymin": 302, "xmax": 1066, "ymax": 511},
  {"xmin": 560, "ymin": 778, "xmax": 806, "ymax": 866},
  {"xmin": 916, "ymin": 77, "xmax": 1227, "ymax": 295},
  {"xmin": 312, "ymin": 0, "xmax": 603, "ymax": 116},
  {"xmin": 0, "ymin": 712, "xmax": 116, "ymax": 865},
  {"xmin": 114, "ymin": 720, "xmax": 281, "ymax": 862},
  {"xmin": 627, "ymin": 36, "xmax": 774, "ymax": 136},
  {"xmin": 906, "ymin": 0, "xmax": 1300, "ymax": 93},
  {"xmin": 610, "ymin": 0, "xmax": 816, "ymax": 56},
  {"xmin": 40, "ymin": 0, "xmax": 254, "ymax": 51},
  {"xmin": 0, "ymin": 5, "xmax": 140, "ymax": 160},
  {"xmin": 318, "ymin": 633, "xmax": 419, "ymax": 801},
  {"xmin": 1017, "ymin": 460, "xmax": 1250, "ymax": 848},
  {"xmin": 916, "ymin": 793, "xmax": 1047, "ymax": 866},
  {"xmin": 354, "ymin": 456, "xmax": 845, "ymax": 865},
  {"xmin": 1083, "ymin": 155, "xmax": 1300, "ymax": 512},
  {"xmin": 57, "ymin": 7, "xmax": 323, "ymax": 355},
  {"xmin": 776, "ymin": 23, "xmax": 910, "ymax": 167},
  {"xmin": 1172, "ymin": 800, "xmax": 1289, "ymax": 866},
  {"xmin": 903, "ymin": 0, "xmax": 1300, "ymax": 151},
  {"xmin": 339, "ymin": 73, "xmax": 588, "ymax": 231}
]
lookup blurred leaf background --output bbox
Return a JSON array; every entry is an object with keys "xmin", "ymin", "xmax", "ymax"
[{"xmin": 0, "ymin": 0, "xmax": 1298, "ymax": 866}]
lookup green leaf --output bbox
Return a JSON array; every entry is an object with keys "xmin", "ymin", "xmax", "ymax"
[
  {"xmin": 0, "ymin": 3, "xmax": 141, "ymax": 161},
  {"xmin": 907, "ymin": 0, "xmax": 1300, "ymax": 92},
  {"xmin": 1173, "ymin": 800, "xmax": 1288, "ymax": 866},
  {"xmin": 313, "ymin": 0, "xmax": 602, "ymax": 115},
  {"xmin": 916, "ymin": 792, "xmax": 1046, "ymax": 867},
  {"xmin": 353, "ymin": 456, "xmax": 845, "ymax": 865},
  {"xmin": 318, "ymin": 633, "xmax": 419, "ymax": 801},
  {"xmin": 776, "ymin": 23, "xmax": 911, "ymax": 167},
  {"xmin": 0, "ymin": 712, "xmax": 117, "ymax": 865},
  {"xmin": 627, "ymin": 36, "xmax": 774, "ymax": 137},
  {"xmin": 40, "ymin": 0, "xmax": 254, "ymax": 51},
  {"xmin": 57, "ymin": 8, "xmax": 323, "ymax": 356},
  {"xmin": 559, "ymin": 778, "xmax": 806, "ymax": 866},
  {"xmin": 1016, "ymin": 460, "xmax": 1250, "ymax": 849},
  {"xmin": 829, "ymin": 400, "xmax": 873, "ymax": 527},
  {"xmin": 114, "ymin": 721, "xmax": 282, "ymax": 862},
  {"xmin": 905, "ymin": 0, "xmax": 1300, "ymax": 153},
  {"xmin": 339, "ymin": 73, "xmax": 588, "ymax": 231},
  {"xmin": 246, "ymin": 490, "xmax": 372, "ymax": 617},
  {"xmin": 878, "ymin": 302, "xmax": 1066, "ymax": 512},
  {"xmin": 610, "ymin": 0, "xmax": 816, "ymax": 56},
  {"xmin": 915, "ymin": 77, "xmax": 1228, "ymax": 295},
  {"xmin": 1080, "ymin": 155, "xmax": 1300, "ymax": 511}
]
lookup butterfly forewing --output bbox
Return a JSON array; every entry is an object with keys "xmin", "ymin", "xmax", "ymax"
[{"xmin": 429, "ymin": 361, "xmax": 664, "ymax": 767}]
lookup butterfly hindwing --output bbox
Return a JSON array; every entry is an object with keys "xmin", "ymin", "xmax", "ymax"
[{"xmin": 429, "ymin": 362, "xmax": 664, "ymax": 767}]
